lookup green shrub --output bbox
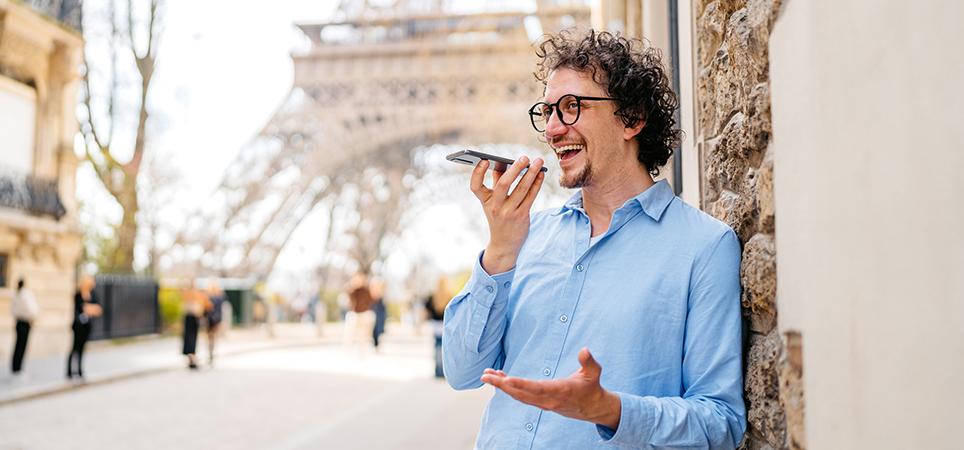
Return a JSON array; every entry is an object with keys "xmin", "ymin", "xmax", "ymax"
[{"xmin": 158, "ymin": 287, "xmax": 183, "ymax": 334}]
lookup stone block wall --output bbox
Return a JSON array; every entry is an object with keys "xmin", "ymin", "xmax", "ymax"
[{"xmin": 694, "ymin": 0, "xmax": 804, "ymax": 448}]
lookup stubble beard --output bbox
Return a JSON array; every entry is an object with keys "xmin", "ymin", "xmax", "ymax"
[{"xmin": 560, "ymin": 159, "xmax": 593, "ymax": 189}]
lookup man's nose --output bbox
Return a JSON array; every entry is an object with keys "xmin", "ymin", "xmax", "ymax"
[{"xmin": 544, "ymin": 108, "xmax": 568, "ymax": 138}]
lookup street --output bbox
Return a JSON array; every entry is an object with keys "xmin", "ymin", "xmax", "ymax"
[{"xmin": 0, "ymin": 329, "xmax": 491, "ymax": 450}]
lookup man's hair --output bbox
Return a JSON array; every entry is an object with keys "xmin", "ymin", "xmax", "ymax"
[
  {"xmin": 534, "ymin": 29, "xmax": 682, "ymax": 176},
  {"xmin": 17, "ymin": 278, "xmax": 24, "ymax": 290}
]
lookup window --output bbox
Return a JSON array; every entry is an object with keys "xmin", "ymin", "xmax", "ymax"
[
  {"xmin": 0, "ymin": 253, "xmax": 8, "ymax": 288},
  {"xmin": 0, "ymin": 75, "xmax": 37, "ymax": 174}
]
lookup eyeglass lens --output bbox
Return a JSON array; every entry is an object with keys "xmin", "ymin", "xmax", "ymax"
[{"xmin": 530, "ymin": 94, "xmax": 580, "ymax": 132}]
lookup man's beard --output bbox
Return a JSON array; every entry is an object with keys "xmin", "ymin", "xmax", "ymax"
[{"xmin": 560, "ymin": 159, "xmax": 593, "ymax": 189}]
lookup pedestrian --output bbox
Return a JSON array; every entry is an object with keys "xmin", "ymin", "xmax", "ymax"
[
  {"xmin": 443, "ymin": 30, "xmax": 745, "ymax": 448},
  {"xmin": 342, "ymin": 272, "xmax": 374, "ymax": 355},
  {"xmin": 182, "ymin": 287, "xmax": 210, "ymax": 370},
  {"xmin": 67, "ymin": 275, "xmax": 102, "ymax": 380},
  {"xmin": 309, "ymin": 292, "xmax": 327, "ymax": 336},
  {"xmin": 370, "ymin": 278, "xmax": 387, "ymax": 351},
  {"xmin": 425, "ymin": 278, "xmax": 454, "ymax": 379},
  {"xmin": 10, "ymin": 277, "xmax": 39, "ymax": 376},
  {"xmin": 205, "ymin": 281, "xmax": 226, "ymax": 366}
]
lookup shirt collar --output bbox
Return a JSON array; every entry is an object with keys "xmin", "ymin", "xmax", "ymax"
[{"xmin": 552, "ymin": 179, "xmax": 675, "ymax": 222}]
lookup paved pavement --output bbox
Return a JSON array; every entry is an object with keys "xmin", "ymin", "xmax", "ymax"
[
  {"xmin": 0, "ymin": 323, "xmax": 331, "ymax": 405},
  {"xmin": 0, "ymin": 323, "xmax": 492, "ymax": 450}
]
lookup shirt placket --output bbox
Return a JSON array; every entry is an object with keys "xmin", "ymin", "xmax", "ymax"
[{"xmin": 520, "ymin": 212, "xmax": 596, "ymax": 449}]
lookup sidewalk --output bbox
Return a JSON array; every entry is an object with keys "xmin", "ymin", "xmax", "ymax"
[{"xmin": 0, "ymin": 322, "xmax": 346, "ymax": 405}]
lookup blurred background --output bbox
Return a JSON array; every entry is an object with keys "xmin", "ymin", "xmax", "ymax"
[{"xmin": 0, "ymin": 0, "xmax": 962, "ymax": 449}]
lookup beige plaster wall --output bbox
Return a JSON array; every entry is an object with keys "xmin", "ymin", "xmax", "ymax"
[
  {"xmin": 769, "ymin": 1, "xmax": 964, "ymax": 449},
  {"xmin": 0, "ymin": 0, "xmax": 84, "ymax": 361}
]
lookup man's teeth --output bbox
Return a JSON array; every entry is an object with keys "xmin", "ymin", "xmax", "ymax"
[{"xmin": 554, "ymin": 145, "xmax": 584, "ymax": 155}]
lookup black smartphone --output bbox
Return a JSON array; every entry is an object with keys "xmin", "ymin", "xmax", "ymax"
[{"xmin": 446, "ymin": 149, "xmax": 548, "ymax": 173}]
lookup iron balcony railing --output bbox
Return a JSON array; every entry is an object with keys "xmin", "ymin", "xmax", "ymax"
[
  {"xmin": 0, "ymin": 167, "xmax": 67, "ymax": 219},
  {"xmin": 22, "ymin": 0, "xmax": 83, "ymax": 32}
]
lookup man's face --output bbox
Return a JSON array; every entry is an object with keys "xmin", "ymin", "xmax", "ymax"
[{"xmin": 542, "ymin": 68, "xmax": 630, "ymax": 189}]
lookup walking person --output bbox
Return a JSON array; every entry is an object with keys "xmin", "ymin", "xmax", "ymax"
[
  {"xmin": 10, "ymin": 277, "xmax": 39, "ymax": 376},
  {"xmin": 67, "ymin": 275, "xmax": 102, "ymax": 380},
  {"xmin": 205, "ymin": 282, "xmax": 226, "ymax": 366},
  {"xmin": 370, "ymin": 279, "xmax": 387, "ymax": 351},
  {"xmin": 342, "ymin": 272, "xmax": 374, "ymax": 356},
  {"xmin": 425, "ymin": 278, "xmax": 454, "ymax": 379},
  {"xmin": 424, "ymin": 293, "xmax": 445, "ymax": 379},
  {"xmin": 182, "ymin": 287, "xmax": 210, "ymax": 370}
]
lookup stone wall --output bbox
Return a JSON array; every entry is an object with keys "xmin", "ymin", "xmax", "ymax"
[{"xmin": 694, "ymin": 0, "xmax": 804, "ymax": 448}]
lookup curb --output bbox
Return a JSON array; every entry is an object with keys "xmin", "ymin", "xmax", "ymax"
[{"xmin": 0, "ymin": 337, "xmax": 329, "ymax": 407}]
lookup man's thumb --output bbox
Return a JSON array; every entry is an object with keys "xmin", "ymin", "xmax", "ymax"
[{"xmin": 578, "ymin": 347, "xmax": 601, "ymax": 377}]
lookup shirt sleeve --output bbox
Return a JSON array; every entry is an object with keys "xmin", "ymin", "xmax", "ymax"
[
  {"xmin": 442, "ymin": 250, "xmax": 515, "ymax": 390},
  {"xmin": 597, "ymin": 229, "xmax": 747, "ymax": 449}
]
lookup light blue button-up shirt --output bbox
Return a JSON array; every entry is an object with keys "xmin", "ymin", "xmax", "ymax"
[{"xmin": 443, "ymin": 180, "xmax": 746, "ymax": 449}]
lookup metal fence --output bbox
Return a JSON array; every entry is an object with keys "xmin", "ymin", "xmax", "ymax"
[{"xmin": 89, "ymin": 275, "xmax": 161, "ymax": 341}]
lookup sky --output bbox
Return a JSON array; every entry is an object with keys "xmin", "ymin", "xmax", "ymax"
[
  {"xmin": 76, "ymin": 0, "xmax": 572, "ymax": 300},
  {"xmin": 78, "ymin": 0, "xmax": 341, "ymax": 281}
]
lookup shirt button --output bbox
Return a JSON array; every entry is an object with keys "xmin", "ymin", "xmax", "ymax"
[
  {"xmin": 543, "ymin": 368, "xmax": 551, "ymax": 376},
  {"xmin": 503, "ymin": 281, "xmax": 511, "ymax": 289},
  {"xmin": 576, "ymin": 264, "xmax": 584, "ymax": 272},
  {"xmin": 485, "ymin": 286, "xmax": 494, "ymax": 293},
  {"xmin": 525, "ymin": 423, "xmax": 534, "ymax": 432},
  {"xmin": 560, "ymin": 314, "xmax": 568, "ymax": 323}
]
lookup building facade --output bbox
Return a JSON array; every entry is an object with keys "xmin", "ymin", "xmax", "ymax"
[
  {"xmin": 0, "ymin": 0, "xmax": 83, "ymax": 359},
  {"xmin": 599, "ymin": 0, "xmax": 964, "ymax": 449}
]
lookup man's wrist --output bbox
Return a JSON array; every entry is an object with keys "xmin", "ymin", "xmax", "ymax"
[
  {"xmin": 481, "ymin": 247, "xmax": 517, "ymax": 274},
  {"xmin": 594, "ymin": 390, "xmax": 622, "ymax": 430}
]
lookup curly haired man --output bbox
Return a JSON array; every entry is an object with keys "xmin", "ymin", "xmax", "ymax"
[{"xmin": 443, "ymin": 30, "xmax": 746, "ymax": 449}]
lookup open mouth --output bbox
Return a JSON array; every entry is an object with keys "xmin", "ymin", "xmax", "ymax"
[{"xmin": 554, "ymin": 144, "xmax": 584, "ymax": 162}]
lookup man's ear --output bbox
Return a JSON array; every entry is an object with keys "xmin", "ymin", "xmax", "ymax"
[{"xmin": 623, "ymin": 119, "xmax": 645, "ymax": 141}]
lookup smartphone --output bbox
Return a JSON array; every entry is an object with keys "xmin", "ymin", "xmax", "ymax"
[{"xmin": 446, "ymin": 149, "xmax": 548, "ymax": 173}]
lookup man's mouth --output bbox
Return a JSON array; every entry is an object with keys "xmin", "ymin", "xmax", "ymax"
[{"xmin": 554, "ymin": 144, "xmax": 585, "ymax": 162}]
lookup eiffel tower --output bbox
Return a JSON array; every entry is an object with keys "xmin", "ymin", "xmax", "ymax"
[{"xmin": 168, "ymin": 1, "xmax": 591, "ymax": 278}]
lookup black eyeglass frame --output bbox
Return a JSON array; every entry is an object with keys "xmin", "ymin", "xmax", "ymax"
[{"xmin": 528, "ymin": 94, "xmax": 620, "ymax": 132}]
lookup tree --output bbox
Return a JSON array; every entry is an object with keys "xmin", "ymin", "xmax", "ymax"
[{"xmin": 78, "ymin": 0, "xmax": 162, "ymax": 272}]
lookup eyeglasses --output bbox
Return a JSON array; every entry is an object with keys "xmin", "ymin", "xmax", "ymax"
[{"xmin": 528, "ymin": 94, "xmax": 620, "ymax": 132}]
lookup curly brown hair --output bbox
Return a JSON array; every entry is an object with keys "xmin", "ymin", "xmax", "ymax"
[{"xmin": 534, "ymin": 29, "xmax": 682, "ymax": 177}]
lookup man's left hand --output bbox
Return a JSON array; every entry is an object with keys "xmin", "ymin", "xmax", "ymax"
[{"xmin": 480, "ymin": 347, "xmax": 622, "ymax": 430}]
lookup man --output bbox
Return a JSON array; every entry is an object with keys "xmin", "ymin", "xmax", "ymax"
[
  {"xmin": 11, "ymin": 277, "xmax": 40, "ymax": 375},
  {"xmin": 443, "ymin": 30, "xmax": 745, "ymax": 449}
]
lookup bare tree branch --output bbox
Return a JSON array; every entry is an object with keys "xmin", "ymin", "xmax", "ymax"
[{"xmin": 78, "ymin": 0, "xmax": 164, "ymax": 272}]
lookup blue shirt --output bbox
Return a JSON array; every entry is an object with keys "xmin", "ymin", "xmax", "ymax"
[{"xmin": 443, "ymin": 180, "xmax": 746, "ymax": 449}]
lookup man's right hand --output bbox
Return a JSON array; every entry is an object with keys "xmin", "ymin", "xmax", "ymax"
[{"xmin": 470, "ymin": 156, "xmax": 545, "ymax": 274}]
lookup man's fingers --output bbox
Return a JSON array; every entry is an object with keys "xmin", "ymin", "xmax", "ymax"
[
  {"xmin": 482, "ymin": 368, "xmax": 505, "ymax": 377},
  {"xmin": 484, "ymin": 376, "xmax": 548, "ymax": 407},
  {"xmin": 506, "ymin": 158, "xmax": 544, "ymax": 209},
  {"xmin": 491, "ymin": 156, "xmax": 529, "ymax": 197},
  {"xmin": 484, "ymin": 369, "xmax": 507, "ymax": 377},
  {"xmin": 491, "ymin": 165, "xmax": 504, "ymax": 186},
  {"xmin": 470, "ymin": 160, "xmax": 491, "ymax": 201},
  {"xmin": 503, "ymin": 376, "xmax": 551, "ymax": 396},
  {"xmin": 519, "ymin": 170, "xmax": 545, "ymax": 210}
]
